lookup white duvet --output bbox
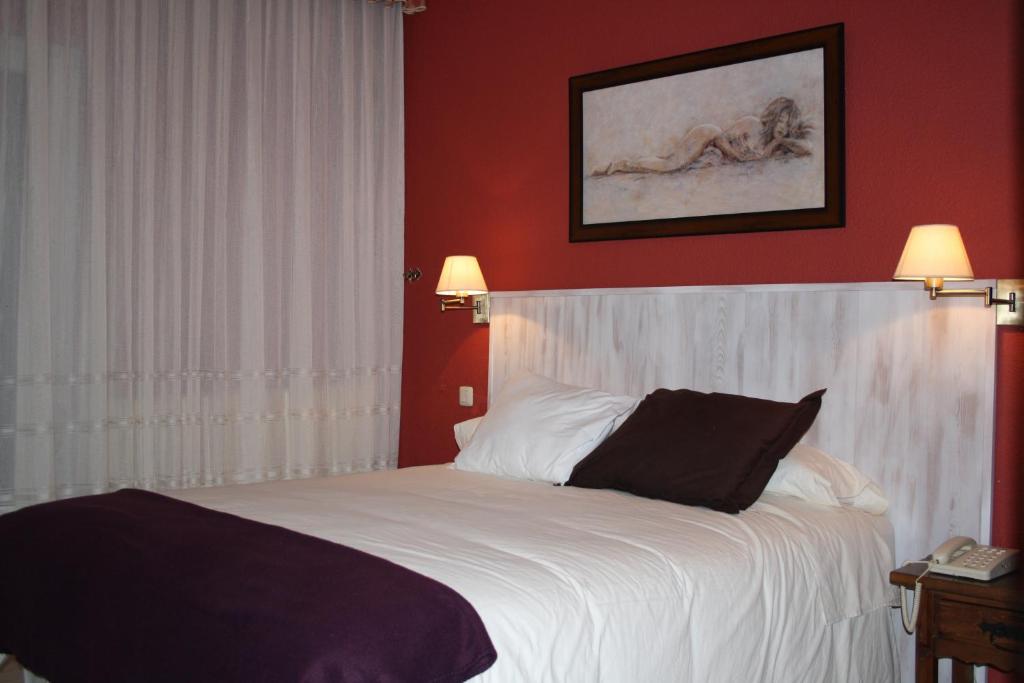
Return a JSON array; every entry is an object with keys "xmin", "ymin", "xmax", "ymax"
[{"xmin": 169, "ymin": 465, "xmax": 898, "ymax": 682}]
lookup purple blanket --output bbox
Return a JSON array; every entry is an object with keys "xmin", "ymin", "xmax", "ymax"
[{"xmin": 0, "ymin": 490, "xmax": 496, "ymax": 683}]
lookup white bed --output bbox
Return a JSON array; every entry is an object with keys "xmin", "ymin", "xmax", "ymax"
[{"xmin": 168, "ymin": 464, "xmax": 899, "ymax": 682}]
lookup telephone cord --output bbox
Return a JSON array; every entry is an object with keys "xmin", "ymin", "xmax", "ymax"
[{"xmin": 899, "ymin": 563, "xmax": 931, "ymax": 633}]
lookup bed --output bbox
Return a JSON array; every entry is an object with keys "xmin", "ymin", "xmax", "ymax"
[
  {"xmin": 0, "ymin": 281, "xmax": 998, "ymax": 683},
  {"xmin": 164, "ymin": 464, "xmax": 900, "ymax": 682}
]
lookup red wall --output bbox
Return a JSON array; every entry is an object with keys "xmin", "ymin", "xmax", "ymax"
[{"xmin": 401, "ymin": 1, "xmax": 1022, "ymax": 548}]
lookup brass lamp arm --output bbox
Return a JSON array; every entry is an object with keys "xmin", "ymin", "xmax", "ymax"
[
  {"xmin": 928, "ymin": 286, "xmax": 1016, "ymax": 312},
  {"xmin": 439, "ymin": 295, "xmax": 470, "ymax": 310}
]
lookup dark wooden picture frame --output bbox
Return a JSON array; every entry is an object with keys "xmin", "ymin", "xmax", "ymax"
[{"xmin": 569, "ymin": 24, "xmax": 844, "ymax": 243}]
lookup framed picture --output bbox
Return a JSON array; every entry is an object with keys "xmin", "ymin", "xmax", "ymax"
[{"xmin": 569, "ymin": 24, "xmax": 844, "ymax": 242}]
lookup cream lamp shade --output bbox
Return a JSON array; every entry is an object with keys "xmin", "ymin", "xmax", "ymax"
[
  {"xmin": 436, "ymin": 255, "xmax": 488, "ymax": 296},
  {"xmin": 893, "ymin": 224, "xmax": 975, "ymax": 283}
]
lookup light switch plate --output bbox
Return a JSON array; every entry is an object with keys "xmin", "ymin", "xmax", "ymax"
[{"xmin": 458, "ymin": 386, "xmax": 474, "ymax": 407}]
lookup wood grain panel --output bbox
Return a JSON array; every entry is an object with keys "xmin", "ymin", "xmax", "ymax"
[{"xmin": 489, "ymin": 282, "xmax": 997, "ymax": 566}]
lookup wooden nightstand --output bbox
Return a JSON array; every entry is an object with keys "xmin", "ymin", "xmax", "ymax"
[{"xmin": 890, "ymin": 562, "xmax": 1024, "ymax": 682}]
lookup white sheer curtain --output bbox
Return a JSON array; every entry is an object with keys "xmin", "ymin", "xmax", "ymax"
[{"xmin": 0, "ymin": 0, "xmax": 404, "ymax": 510}]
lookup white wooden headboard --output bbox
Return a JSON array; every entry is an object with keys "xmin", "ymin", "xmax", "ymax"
[{"xmin": 487, "ymin": 281, "xmax": 997, "ymax": 565}]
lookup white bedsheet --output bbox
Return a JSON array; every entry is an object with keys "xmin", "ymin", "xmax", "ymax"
[{"xmin": 169, "ymin": 465, "xmax": 898, "ymax": 682}]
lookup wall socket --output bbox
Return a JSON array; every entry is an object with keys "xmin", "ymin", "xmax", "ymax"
[{"xmin": 458, "ymin": 386, "xmax": 474, "ymax": 407}]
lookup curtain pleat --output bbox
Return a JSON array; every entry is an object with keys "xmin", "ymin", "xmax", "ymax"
[{"xmin": 0, "ymin": 0, "xmax": 405, "ymax": 509}]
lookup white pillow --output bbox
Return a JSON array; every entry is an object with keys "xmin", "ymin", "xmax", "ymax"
[
  {"xmin": 454, "ymin": 416, "xmax": 484, "ymax": 449},
  {"xmin": 455, "ymin": 409, "xmax": 634, "ymax": 450},
  {"xmin": 765, "ymin": 444, "xmax": 889, "ymax": 514},
  {"xmin": 453, "ymin": 373, "xmax": 638, "ymax": 484}
]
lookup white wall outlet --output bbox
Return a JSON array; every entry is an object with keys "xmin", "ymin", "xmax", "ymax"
[{"xmin": 458, "ymin": 386, "xmax": 474, "ymax": 407}]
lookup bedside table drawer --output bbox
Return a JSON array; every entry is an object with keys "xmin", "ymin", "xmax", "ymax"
[{"xmin": 935, "ymin": 596, "xmax": 1024, "ymax": 655}]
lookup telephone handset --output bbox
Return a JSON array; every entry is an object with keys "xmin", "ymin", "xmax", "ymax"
[
  {"xmin": 898, "ymin": 537, "xmax": 1019, "ymax": 633},
  {"xmin": 930, "ymin": 536, "xmax": 977, "ymax": 564},
  {"xmin": 929, "ymin": 540, "xmax": 974, "ymax": 565}
]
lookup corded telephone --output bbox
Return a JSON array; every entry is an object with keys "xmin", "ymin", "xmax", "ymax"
[
  {"xmin": 927, "ymin": 536, "xmax": 1018, "ymax": 581},
  {"xmin": 898, "ymin": 536, "xmax": 1019, "ymax": 633}
]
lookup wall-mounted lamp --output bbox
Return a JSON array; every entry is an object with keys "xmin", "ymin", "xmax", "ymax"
[
  {"xmin": 436, "ymin": 255, "xmax": 489, "ymax": 324},
  {"xmin": 893, "ymin": 224, "xmax": 1021, "ymax": 326}
]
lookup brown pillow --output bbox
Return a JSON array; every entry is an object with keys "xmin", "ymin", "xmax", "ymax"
[{"xmin": 567, "ymin": 387, "xmax": 826, "ymax": 513}]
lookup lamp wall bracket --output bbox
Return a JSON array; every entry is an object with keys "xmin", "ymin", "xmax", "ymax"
[
  {"xmin": 927, "ymin": 279, "xmax": 1021, "ymax": 326},
  {"xmin": 439, "ymin": 293, "xmax": 490, "ymax": 324},
  {"xmin": 995, "ymin": 279, "xmax": 1022, "ymax": 326}
]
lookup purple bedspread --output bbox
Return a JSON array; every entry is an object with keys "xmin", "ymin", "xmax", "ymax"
[{"xmin": 0, "ymin": 489, "xmax": 496, "ymax": 683}]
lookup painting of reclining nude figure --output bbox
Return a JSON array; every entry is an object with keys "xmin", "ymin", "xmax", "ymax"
[
  {"xmin": 591, "ymin": 95, "xmax": 812, "ymax": 177},
  {"xmin": 569, "ymin": 24, "xmax": 844, "ymax": 242}
]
